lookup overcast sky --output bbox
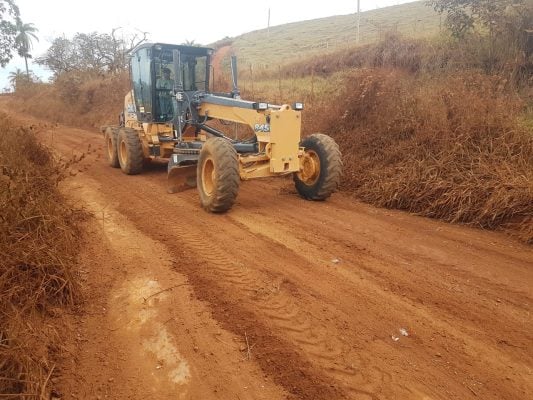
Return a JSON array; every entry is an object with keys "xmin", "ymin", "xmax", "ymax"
[{"xmin": 1, "ymin": 0, "xmax": 419, "ymax": 90}]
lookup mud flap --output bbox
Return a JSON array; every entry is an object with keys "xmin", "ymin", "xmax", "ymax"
[{"xmin": 167, "ymin": 164, "xmax": 197, "ymax": 193}]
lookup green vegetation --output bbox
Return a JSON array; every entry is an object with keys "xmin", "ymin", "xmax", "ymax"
[
  {"xmin": 0, "ymin": 0, "xmax": 20, "ymax": 66},
  {"xmin": 428, "ymin": 0, "xmax": 530, "ymax": 38},
  {"xmin": 1, "ymin": 0, "xmax": 40, "ymax": 87}
]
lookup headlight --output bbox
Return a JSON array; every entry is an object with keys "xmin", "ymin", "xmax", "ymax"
[
  {"xmin": 254, "ymin": 102, "xmax": 268, "ymax": 110},
  {"xmin": 293, "ymin": 102, "xmax": 304, "ymax": 111}
]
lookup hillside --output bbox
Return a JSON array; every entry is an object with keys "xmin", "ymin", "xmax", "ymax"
[{"xmin": 229, "ymin": 1, "xmax": 441, "ymax": 68}]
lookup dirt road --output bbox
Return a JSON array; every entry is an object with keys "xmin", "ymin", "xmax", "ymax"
[{"xmin": 32, "ymin": 120, "xmax": 533, "ymax": 399}]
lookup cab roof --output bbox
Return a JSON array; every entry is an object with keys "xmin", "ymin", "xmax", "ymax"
[{"xmin": 130, "ymin": 42, "xmax": 213, "ymax": 56}]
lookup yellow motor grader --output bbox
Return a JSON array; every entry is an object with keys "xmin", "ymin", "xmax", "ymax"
[{"xmin": 103, "ymin": 43, "xmax": 342, "ymax": 212}]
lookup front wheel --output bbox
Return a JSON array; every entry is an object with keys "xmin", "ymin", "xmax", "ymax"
[
  {"xmin": 197, "ymin": 137, "xmax": 240, "ymax": 213},
  {"xmin": 294, "ymin": 133, "xmax": 342, "ymax": 200}
]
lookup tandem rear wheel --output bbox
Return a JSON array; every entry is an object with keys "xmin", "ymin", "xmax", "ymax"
[{"xmin": 104, "ymin": 127, "xmax": 120, "ymax": 168}]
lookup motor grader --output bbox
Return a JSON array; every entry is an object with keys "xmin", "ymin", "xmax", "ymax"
[{"xmin": 103, "ymin": 43, "xmax": 342, "ymax": 212}]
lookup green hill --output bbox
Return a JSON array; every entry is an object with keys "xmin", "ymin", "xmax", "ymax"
[{"xmin": 229, "ymin": 1, "xmax": 441, "ymax": 68}]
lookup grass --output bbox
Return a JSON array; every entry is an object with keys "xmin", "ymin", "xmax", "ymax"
[
  {"xmin": 230, "ymin": 1, "xmax": 441, "ymax": 68},
  {"xmin": 520, "ymin": 112, "xmax": 533, "ymax": 133},
  {"xmin": 239, "ymin": 71, "xmax": 347, "ymax": 105}
]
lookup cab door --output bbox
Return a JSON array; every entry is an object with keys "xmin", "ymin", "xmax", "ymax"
[{"xmin": 130, "ymin": 48, "xmax": 154, "ymax": 122}]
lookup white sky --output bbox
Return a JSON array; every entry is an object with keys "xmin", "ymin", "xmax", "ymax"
[{"xmin": 1, "ymin": 0, "xmax": 419, "ymax": 90}]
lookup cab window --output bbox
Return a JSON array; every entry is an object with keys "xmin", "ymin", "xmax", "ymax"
[{"xmin": 182, "ymin": 55, "xmax": 207, "ymax": 91}]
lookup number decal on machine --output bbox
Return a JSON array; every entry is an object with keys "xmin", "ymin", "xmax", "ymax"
[{"xmin": 254, "ymin": 124, "xmax": 270, "ymax": 133}]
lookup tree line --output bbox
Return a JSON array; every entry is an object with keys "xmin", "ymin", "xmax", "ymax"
[{"xmin": 35, "ymin": 29, "xmax": 148, "ymax": 76}]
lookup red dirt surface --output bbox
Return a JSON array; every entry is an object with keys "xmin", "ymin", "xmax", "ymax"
[{"xmin": 13, "ymin": 115, "xmax": 533, "ymax": 399}]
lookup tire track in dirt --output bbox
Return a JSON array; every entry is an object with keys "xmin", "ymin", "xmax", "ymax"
[
  {"xmin": 54, "ymin": 174, "xmax": 290, "ymax": 400},
  {"xmin": 228, "ymin": 197, "xmax": 533, "ymax": 396},
  {"xmin": 37, "ymin": 131, "xmax": 393, "ymax": 398},
  {"xmin": 28, "ymin": 121, "xmax": 533, "ymax": 400},
  {"xmin": 75, "ymin": 177, "xmax": 424, "ymax": 399},
  {"xmin": 41, "ymin": 129, "xmax": 350, "ymax": 398},
  {"xmin": 46, "ymin": 133, "xmax": 368, "ymax": 391},
  {"xmin": 98, "ymin": 186, "xmax": 352, "ymax": 399},
  {"xmin": 233, "ymin": 191, "xmax": 533, "ymax": 344}
]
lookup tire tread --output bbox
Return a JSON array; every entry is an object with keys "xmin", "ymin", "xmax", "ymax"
[
  {"xmin": 118, "ymin": 128, "xmax": 144, "ymax": 175},
  {"xmin": 198, "ymin": 138, "xmax": 240, "ymax": 213}
]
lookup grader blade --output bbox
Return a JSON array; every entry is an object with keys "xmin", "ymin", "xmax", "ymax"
[{"xmin": 167, "ymin": 165, "xmax": 197, "ymax": 193}]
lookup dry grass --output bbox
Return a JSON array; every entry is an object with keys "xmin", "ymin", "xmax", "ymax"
[
  {"xmin": 266, "ymin": 32, "xmax": 532, "ymax": 86},
  {"xmin": 11, "ymin": 71, "xmax": 129, "ymax": 129},
  {"xmin": 0, "ymin": 114, "xmax": 85, "ymax": 397},
  {"xmin": 309, "ymin": 70, "xmax": 533, "ymax": 242}
]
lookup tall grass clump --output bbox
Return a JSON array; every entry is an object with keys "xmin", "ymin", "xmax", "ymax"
[{"xmin": 0, "ymin": 114, "xmax": 84, "ymax": 397}]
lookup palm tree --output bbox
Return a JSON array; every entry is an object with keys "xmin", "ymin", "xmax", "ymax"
[
  {"xmin": 8, "ymin": 68, "xmax": 27, "ymax": 90},
  {"xmin": 15, "ymin": 20, "xmax": 39, "ymax": 77}
]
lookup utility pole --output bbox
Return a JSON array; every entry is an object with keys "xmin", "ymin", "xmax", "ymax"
[
  {"xmin": 268, "ymin": 8, "xmax": 271, "ymax": 37},
  {"xmin": 356, "ymin": 0, "xmax": 361, "ymax": 44}
]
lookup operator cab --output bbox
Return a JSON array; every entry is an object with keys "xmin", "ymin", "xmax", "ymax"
[{"xmin": 129, "ymin": 43, "xmax": 213, "ymax": 123}]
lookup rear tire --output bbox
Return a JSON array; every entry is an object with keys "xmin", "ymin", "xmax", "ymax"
[
  {"xmin": 117, "ymin": 128, "xmax": 144, "ymax": 175},
  {"xmin": 197, "ymin": 137, "xmax": 240, "ymax": 213},
  {"xmin": 104, "ymin": 127, "xmax": 120, "ymax": 168},
  {"xmin": 294, "ymin": 133, "xmax": 342, "ymax": 200}
]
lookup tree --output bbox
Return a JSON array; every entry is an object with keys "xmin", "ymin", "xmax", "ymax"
[
  {"xmin": 36, "ymin": 29, "xmax": 148, "ymax": 77},
  {"xmin": 0, "ymin": 0, "xmax": 20, "ymax": 66},
  {"xmin": 14, "ymin": 19, "xmax": 38, "ymax": 77},
  {"xmin": 427, "ymin": 0, "xmax": 528, "ymax": 38},
  {"xmin": 428, "ymin": 0, "xmax": 533, "ymax": 74},
  {"xmin": 35, "ymin": 36, "xmax": 76, "ymax": 75},
  {"xmin": 7, "ymin": 66, "xmax": 32, "ymax": 90}
]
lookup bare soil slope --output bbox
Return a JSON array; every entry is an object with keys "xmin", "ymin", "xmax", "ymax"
[{"xmin": 25, "ymin": 118, "xmax": 533, "ymax": 399}]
